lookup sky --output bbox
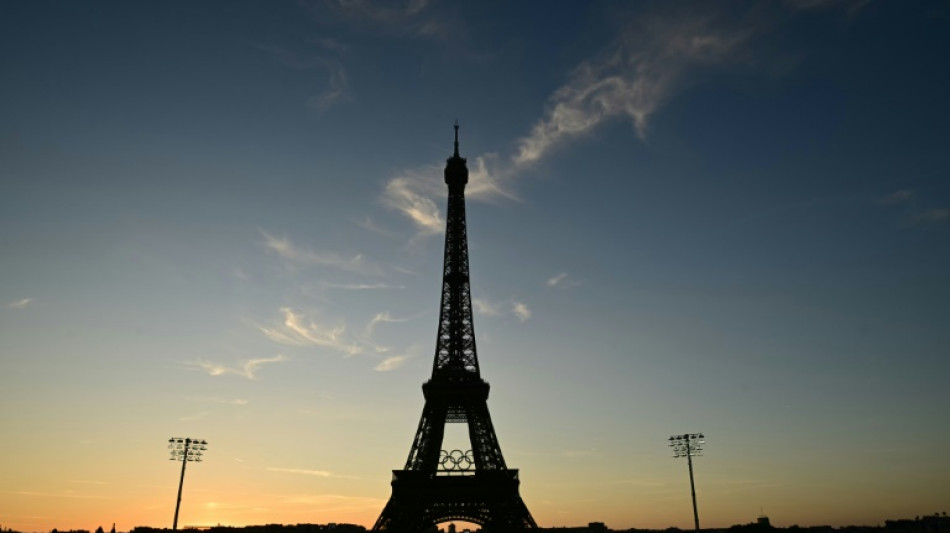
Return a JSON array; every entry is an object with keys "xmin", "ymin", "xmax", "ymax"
[{"xmin": 1, "ymin": 0, "xmax": 949, "ymax": 531}]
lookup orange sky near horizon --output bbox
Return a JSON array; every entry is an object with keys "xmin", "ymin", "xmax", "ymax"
[{"xmin": 3, "ymin": 1, "xmax": 949, "ymax": 532}]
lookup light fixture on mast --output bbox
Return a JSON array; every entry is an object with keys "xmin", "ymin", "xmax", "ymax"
[
  {"xmin": 168, "ymin": 437, "xmax": 208, "ymax": 530},
  {"xmin": 669, "ymin": 433, "xmax": 705, "ymax": 531}
]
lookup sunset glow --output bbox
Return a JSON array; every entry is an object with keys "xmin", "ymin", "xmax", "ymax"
[{"xmin": 2, "ymin": 1, "xmax": 949, "ymax": 531}]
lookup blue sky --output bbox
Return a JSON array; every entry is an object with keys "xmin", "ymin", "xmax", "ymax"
[{"xmin": 1, "ymin": 1, "xmax": 949, "ymax": 531}]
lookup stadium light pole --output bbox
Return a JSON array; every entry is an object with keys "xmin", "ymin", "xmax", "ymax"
[
  {"xmin": 168, "ymin": 437, "xmax": 208, "ymax": 530},
  {"xmin": 669, "ymin": 433, "xmax": 705, "ymax": 531}
]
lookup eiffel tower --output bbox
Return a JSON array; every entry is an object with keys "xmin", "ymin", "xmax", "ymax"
[{"xmin": 372, "ymin": 125, "xmax": 537, "ymax": 533}]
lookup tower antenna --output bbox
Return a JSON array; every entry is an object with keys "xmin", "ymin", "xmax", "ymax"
[{"xmin": 453, "ymin": 120, "xmax": 460, "ymax": 157}]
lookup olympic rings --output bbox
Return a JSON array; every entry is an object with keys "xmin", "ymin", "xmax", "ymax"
[{"xmin": 439, "ymin": 449, "xmax": 474, "ymax": 471}]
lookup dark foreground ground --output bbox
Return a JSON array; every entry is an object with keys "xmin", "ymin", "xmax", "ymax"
[{"xmin": 24, "ymin": 514, "xmax": 950, "ymax": 533}]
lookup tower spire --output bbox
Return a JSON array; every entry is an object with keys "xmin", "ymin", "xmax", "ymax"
[{"xmin": 445, "ymin": 121, "xmax": 468, "ymax": 186}]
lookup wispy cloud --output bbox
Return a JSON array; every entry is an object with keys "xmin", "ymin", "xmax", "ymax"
[
  {"xmin": 881, "ymin": 189, "xmax": 915, "ymax": 204},
  {"xmin": 879, "ymin": 189, "xmax": 948, "ymax": 227},
  {"xmin": 380, "ymin": 155, "xmax": 519, "ymax": 235},
  {"xmin": 267, "ymin": 467, "xmax": 358, "ymax": 479},
  {"xmin": 466, "ymin": 154, "xmax": 519, "ymax": 201},
  {"xmin": 255, "ymin": 42, "xmax": 352, "ymax": 112},
  {"xmin": 374, "ymin": 354, "xmax": 410, "ymax": 371},
  {"xmin": 382, "ymin": 173, "xmax": 445, "ymax": 234},
  {"xmin": 364, "ymin": 311, "xmax": 409, "ymax": 335},
  {"xmin": 261, "ymin": 308, "xmax": 363, "ymax": 356},
  {"xmin": 7, "ymin": 297, "xmax": 33, "ymax": 309},
  {"xmin": 189, "ymin": 355, "xmax": 289, "ymax": 380},
  {"xmin": 308, "ymin": 59, "xmax": 350, "ymax": 112},
  {"xmin": 311, "ymin": 0, "xmax": 455, "ymax": 40},
  {"xmin": 910, "ymin": 208, "xmax": 949, "ymax": 226},
  {"xmin": 261, "ymin": 231, "xmax": 380, "ymax": 275},
  {"xmin": 472, "ymin": 298, "xmax": 502, "ymax": 317},
  {"xmin": 381, "ymin": 8, "xmax": 754, "ymax": 237},
  {"xmin": 512, "ymin": 301, "xmax": 531, "ymax": 322},
  {"xmin": 515, "ymin": 11, "xmax": 748, "ymax": 165},
  {"xmin": 546, "ymin": 272, "xmax": 583, "ymax": 289},
  {"xmin": 473, "ymin": 298, "xmax": 532, "ymax": 322},
  {"xmin": 354, "ymin": 215, "xmax": 397, "ymax": 237}
]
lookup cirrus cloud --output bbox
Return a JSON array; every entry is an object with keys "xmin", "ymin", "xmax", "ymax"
[
  {"xmin": 8, "ymin": 297, "xmax": 33, "ymax": 309},
  {"xmin": 261, "ymin": 230, "xmax": 381, "ymax": 275},
  {"xmin": 189, "ymin": 355, "xmax": 289, "ymax": 380},
  {"xmin": 381, "ymin": 7, "xmax": 755, "ymax": 237},
  {"xmin": 473, "ymin": 298, "xmax": 532, "ymax": 323},
  {"xmin": 260, "ymin": 307, "xmax": 363, "ymax": 356},
  {"xmin": 374, "ymin": 354, "xmax": 410, "ymax": 372},
  {"xmin": 515, "ymin": 11, "xmax": 749, "ymax": 165}
]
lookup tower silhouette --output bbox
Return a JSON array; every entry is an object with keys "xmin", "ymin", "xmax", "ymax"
[{"xmin": 373, "ymin": 125, "xmax": 537, "ymax": 533}]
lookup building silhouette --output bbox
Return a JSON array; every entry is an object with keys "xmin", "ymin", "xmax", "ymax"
[{"xmin": 372, "ymin": 125, "xmax": 536, "ymax": 532}]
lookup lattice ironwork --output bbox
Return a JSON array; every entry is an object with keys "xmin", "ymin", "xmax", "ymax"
[
  {"xmin": 373, "ymin": 125, "xmax": 536, "ymax": 533},
  {"xmin": 374, "ymin": 472, "xmax": 536, "ymax": 532}
]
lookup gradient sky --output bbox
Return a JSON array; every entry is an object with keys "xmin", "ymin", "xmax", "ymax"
[{"xmin": 2, "ymin": 1, "xmax": 949, "ymax": 531}]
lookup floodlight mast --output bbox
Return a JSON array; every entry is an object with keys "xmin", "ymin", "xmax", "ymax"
[
  {"xmin": 669, "ymin": 433, "xmax": 705, "ymax": 531},
  {"xmin": 168, "ymin": 437, "xmax": 208, "ymax": 530}
]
